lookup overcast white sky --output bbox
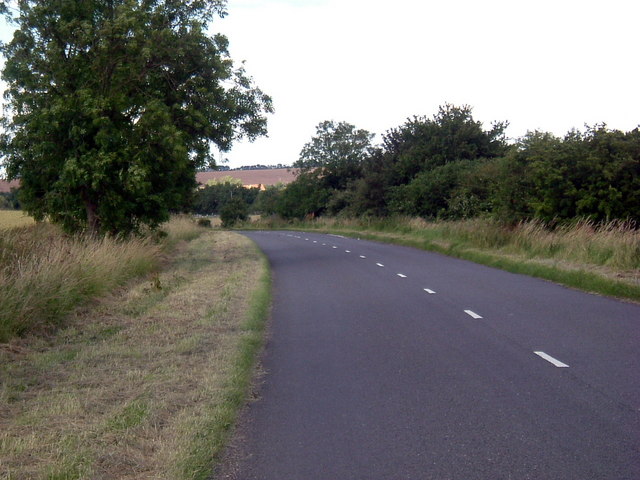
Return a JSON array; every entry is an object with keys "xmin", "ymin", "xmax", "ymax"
[
  {"xmin": 213, "ymin": 0, "xmax": 640, "ymax": 167},
  {"xmin": 1, "ymin": 0, "xmax": 638, "ymax": 169}
]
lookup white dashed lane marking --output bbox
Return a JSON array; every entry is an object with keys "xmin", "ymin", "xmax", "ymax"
[
  {"xmin": 282, "ymin": 233, "xmax": 574, "ymax": 376},
  {"xmin": 534, "ymin": 351, "xmax": 570, "ymax": 368}
]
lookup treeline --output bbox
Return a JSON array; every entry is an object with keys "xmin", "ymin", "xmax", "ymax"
[
  {"xmin": 191, "ymin": 181, "xmax": 283, "ymax": 226},
  {"xmin": 253, "ymin": 105, "xmax": 638, "ymax": 224}
]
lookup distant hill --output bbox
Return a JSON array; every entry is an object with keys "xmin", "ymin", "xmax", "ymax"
[
  {"xmin": 0, "ymin": 169, "xmax": 298, "ymax": 193},
  {"xmin": 0, "ymin": 179, "xmax": 20, "ymax": 193},
  {"xmin": 196, "ymin": 168, "xmax": 298, "ymax": 189}
]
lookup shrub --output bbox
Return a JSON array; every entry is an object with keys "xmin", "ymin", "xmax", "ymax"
[{"xmin": 220, "ymin": 198, "xmax": 249, "ymax": 228}]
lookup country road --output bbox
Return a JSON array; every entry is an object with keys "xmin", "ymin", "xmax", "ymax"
[{"xmin": 217, "ymin": 231, "xmax": 640, "ymax": 480}]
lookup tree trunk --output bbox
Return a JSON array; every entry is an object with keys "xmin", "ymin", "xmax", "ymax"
[{"xmin": 83, "ymin": 195, "xmax": 101, "ymax": 236}]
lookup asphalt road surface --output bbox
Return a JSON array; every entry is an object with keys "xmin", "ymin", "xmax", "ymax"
[{"xmin": 216, "ymin": 231, "xmax": 640, "ymax": 480}]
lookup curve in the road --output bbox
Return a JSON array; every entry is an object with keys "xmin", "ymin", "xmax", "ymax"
[{"xmin": 216, "ymin": 231, "xmax": 640, "ymax": 480}]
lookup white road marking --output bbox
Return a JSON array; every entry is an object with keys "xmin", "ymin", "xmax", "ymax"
[
  {"xmin": 305, "ymin": 238, "xmax": 309, "ymax": 241},
  {"xmin": 376, "ymin": 263, "xmax": 385, "ymax": 267},
  {"xmin": 464, "ymin": 310, "xmax": 483, "ymax": 319},
  {"xmin": 322, "ymin": 243, "xmax": 326, "ymax": 246},
  {"xmin": 424, "ymin": 289, "xmax": 436, "ymax": 294},
  {"xmin": 329, "ymin": 234, "xmax": 346, "ymax": 238},
  {"xmin": 313, "ymin": 241, "xmax": 318, "ymax": 243},
  {"xmin": 345, "ymin": 250, "xmax": 351, "ymax": 253},
  {"xmin": 534, "ymin": 351, "xmax": 569, "ymax": 368},
  {"xmin": 397, "ymin": 273, "xmax": 407, "ymax": 278},
  {"xmin": 332, "ymin": 246, "xmax": 337, "ymax": 249},
  {"xmin": 360, "ymin": 255, "xmax": 366, "ymax": 258}
]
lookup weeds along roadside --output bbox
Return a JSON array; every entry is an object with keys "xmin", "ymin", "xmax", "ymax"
[
  {"xmin": 0, "ymin": 225, "xmax": 270, "ymax": 479},
  {"xmin": 247, "ymin": 215, "xmax": 640, "ymax": 302},
  {"xmin": 0, "ymin": 215, "xmax": 204, "ymax": 342}
]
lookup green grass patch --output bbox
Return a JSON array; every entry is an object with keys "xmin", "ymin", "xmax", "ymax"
[
  {"xmin": 176, "ymin": 245, "xmax": 271, "ymax": 480},
  {"xmin": 106, "ymin": 399, "xmax": 150, "ymax": 432}
]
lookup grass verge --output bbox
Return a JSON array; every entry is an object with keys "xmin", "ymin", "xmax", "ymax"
[
  {"xmin": 0, "ymin": 229, "xmax": 270, "ymax": 479},
  {"xmin": 177, "ymin": 245, "xmax": 270, "ymax": 480},
  {"xmin": 0, "ymin": 215, "xmax": 207, "ymax": 342},
  {"xmin": 248, "ymin": 216, "xmax": 640, "ymax": 302},
  {"xmin": 0, "ymin": 210, "xmax": 34, "ymax": 230}
]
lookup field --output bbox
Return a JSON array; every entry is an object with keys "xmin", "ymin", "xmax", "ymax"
[
  {"xmin": 196, "ymin": 168, "xmax": 297, "ymax": 188},
  {"xmin": 0, "ymin": 210, "xmax": 34, "ymax": 229},
  {"xmin": 0, "ymin": 224, "xmax": 269, "ymax": 479}
]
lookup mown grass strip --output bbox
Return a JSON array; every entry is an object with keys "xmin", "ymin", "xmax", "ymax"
[
  {"xmin": 0, "ymin": 228, "xmax": 272, "ymax": 480},
  {"xmin": 177, "ymin": 245, "xmax": 271, "ymax": 480}
]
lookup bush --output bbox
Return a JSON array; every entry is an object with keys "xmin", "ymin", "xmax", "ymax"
[{"xmin": 220, "ymin": 198, "xmax": 249, "ymax": 228}]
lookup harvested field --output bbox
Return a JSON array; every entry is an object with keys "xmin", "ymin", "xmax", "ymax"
[
  {"xmin": 0, "ymin": 210, "xmax": 34, "ymax": 230},
  {"xmin": 196, "ymin": 168, "xmax": 298, "ymax": 188}
]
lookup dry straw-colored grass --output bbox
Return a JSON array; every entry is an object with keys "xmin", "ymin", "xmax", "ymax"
[
  {"xmin": 284, "ymin": 216, "xmax": 639, "ymax": 272},
  {"xmin": 0, "ymin": 229, "xmax": 264, "ymax": 479},
  {"xmin": 0, "ymin": 215, "xmax": 212, "ymax": 342},
  {"xmin": 0, "ymin": 210, "xmax": 34, "ymax": 230},
  {"xmin": 0, "ymin": 223, "xmax": 163, "ymax": 342},
  {"xmin": 434, "ymin": 218, "xmax": 640, "ymax": 271}
]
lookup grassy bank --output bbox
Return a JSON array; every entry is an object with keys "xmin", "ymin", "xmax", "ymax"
[
  {"xmin": 0, "ymin": 216, "xmax": 206, "ymax": 342},
  {"xmin": 0, "ymin": 229, "xmax": 269, "ymax": 479},
  {"xmin": 250, "ymin": 216, "xmax": 640, "ymax": 302}
]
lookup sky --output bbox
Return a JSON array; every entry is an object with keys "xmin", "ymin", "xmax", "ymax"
[
  {"xmin": 1, "ymin": 0, "xmax": 638, "ymax": 169},
  {"xmin": 212, "ymin": 0, "xmax": 640, "ymax": 167}
]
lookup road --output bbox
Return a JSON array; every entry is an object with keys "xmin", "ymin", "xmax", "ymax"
[{"xmin": 217, "ymin": 231, "xmax": 640, "ymax": 480}]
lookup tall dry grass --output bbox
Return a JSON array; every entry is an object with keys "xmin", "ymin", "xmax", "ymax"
[
  {"xmin": 0, "ymin": 216, "xmax": 204, "ymax": 342},
  {"xmin": 0, "ymin": 229, "xmax": 267, "ymax": 479},
  {"xmin": 432, "ymin": 218, "xmax": 640, "ymax": 271},
  {"xmin": 253, "ymin": 216, "xmax": 639, "ymax": 272}
]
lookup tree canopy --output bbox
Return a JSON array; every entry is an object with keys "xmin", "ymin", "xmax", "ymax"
[
  {"xmin": 295, "ymin": 120, "xmax": 374, "ymax": 190},
  {"xmin": 0, "ymin": 0, "xmax": 272, "ymax": 234},
  {"xmin": 263, "ymin": 105, "xmax": 639, "ymax": 224}
]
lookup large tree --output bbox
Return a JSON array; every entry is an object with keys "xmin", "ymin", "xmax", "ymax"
[
  {"xmin": 294, "ymin": 120, "xmax": 374, "ymax": 190},
  {"xmin": 383, "ymin": 104, "xmax": 509, "ymax": 184},
  {"xmin": 0, "ymin": 0, "xmax": 272, "ymax": 234}
]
